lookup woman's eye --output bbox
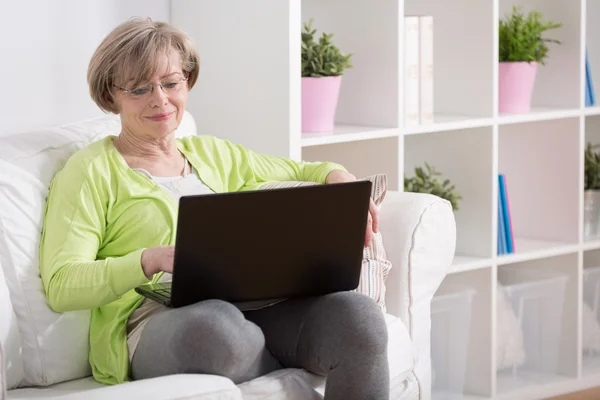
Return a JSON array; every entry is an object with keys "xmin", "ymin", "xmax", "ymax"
[
  {"xmin": 163, "ymin": 82, "xmax": 178, "ymax": 89},
  {"xmin": 131, "ymin": 87, "xmax": 150, "ymax": 96}
]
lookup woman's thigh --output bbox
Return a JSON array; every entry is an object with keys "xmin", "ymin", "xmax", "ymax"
[
  {"xmin": 243, "ymin": 291, "xmax": 388, "ymax": 375},
  {"xmin": 131, "ymin": 299, "xmax": 280, "ymax": 383}
]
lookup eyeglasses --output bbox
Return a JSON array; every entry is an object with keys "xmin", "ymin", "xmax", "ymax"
[{"xmin": 114, "ymin": 74, "xmax": 189, "ymax": 99}]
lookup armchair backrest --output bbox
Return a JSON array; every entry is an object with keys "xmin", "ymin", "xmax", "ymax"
[{"xmin": 0, "ymin": 110, "xmax": 197, "ymax": 389}]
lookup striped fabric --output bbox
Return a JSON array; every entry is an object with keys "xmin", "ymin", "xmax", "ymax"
[{"xmin": 258, "ymin": 174, "xmax": 392, "ymax": 312}]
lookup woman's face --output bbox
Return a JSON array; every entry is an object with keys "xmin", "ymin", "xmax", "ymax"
[{"xmin": 115, "ymin": 50, "xmax": 189, "ymax": 139}]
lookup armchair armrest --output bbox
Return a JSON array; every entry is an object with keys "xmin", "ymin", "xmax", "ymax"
[{"xmin": 379, "ymin": 190, "xmax": 456, "ymax": 399}]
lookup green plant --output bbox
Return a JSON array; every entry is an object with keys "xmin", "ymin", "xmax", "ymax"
[
  {"xmin": 404, "ymin": 163, "xmax": 462, "ymax": 211},
  {"xmin": 499, "ymin": 5, "xmax": 562, "ymax": 65},
  {"xmin": 585, "ymin": 142, "xmax": 600, "ymax": 190},
  {"xmin": 302, "ymin": 18, "xmax": 352, "ymax": 77}
]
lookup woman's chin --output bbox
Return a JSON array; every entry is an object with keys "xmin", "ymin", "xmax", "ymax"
[{"xmin": 147, "ymin": 120, "xmax": 178, "ymax": 137}]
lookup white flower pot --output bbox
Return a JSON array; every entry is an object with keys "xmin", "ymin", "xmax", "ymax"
[{"xmin": 584, "ymin": 190, "xmax": 600, "ymax": 239}]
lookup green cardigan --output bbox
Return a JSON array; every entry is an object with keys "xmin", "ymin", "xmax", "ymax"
[{"xmin": 39, "ymin": 135, "xmax": 345, "ymax": 385}]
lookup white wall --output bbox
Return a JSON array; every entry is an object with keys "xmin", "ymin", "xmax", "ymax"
[
  {"xmin": 171, "ymin": 0, "xmax": 301, "ymax": 159},
  {"xmin": 0, "ymin": 0, "xmax": 169, "ymax": 136}
]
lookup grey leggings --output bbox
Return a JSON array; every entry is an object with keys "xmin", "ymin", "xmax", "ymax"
[{"xmin": 131, "ymin": 291, "xmax": 390, "ymax": 400}]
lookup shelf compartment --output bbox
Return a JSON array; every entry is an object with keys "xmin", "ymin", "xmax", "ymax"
[
  {"xmin": 405, "ymin": 126, "xmax": 494, "ymax": 262},
  {"xmin": 498, "ymin": 0, "xmax": 582, "ymax": 111},
  {"xmin": 403, "ymin": 114, "xmax": 494, "ymax": 136},
  {"xmin": 302, "ymin": 0, "xmax": 399, "ymax": 129},
  {"xmin": 437, "ymin": 269, "xmax": 494, "ymax": 398},
  {"xmin": 582, "ymin": 266, "xmax": 600, "ymax": 376},
  {"xmin": 301, "ymin": 136, "xmax": 400, "ymax": 191},
  {"xmin": 431, "ymin": 285, "xmax": 477, "ymax": 399},
  {"xmin": 404, "ymin": 0, "xmax": 494, "ymax": 122},
  {"xmin": 582, "ymin": 250, "xmax": 600, "ymax": 376},
  {"xmin": 301, "ymin": 125, "xmax": 398, "ymax": 147},
  {"xmin": 587, "ymin": 0, "xmax": 600, "ymax": 110},
  {"xmin": 496, "ymin": 255, "xmax": 579, "ymax": 395},
  {"xmin": 498, "ymin": 118, "xmax": 580, "ymax": 258},
  {"xmin": 584, "ymin": 116, "xmax": 600, "ymax": 242}
]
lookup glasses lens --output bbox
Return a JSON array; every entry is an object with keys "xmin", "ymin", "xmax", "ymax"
[
  {"xmin": 124, "ymin": 75, "xmax": 187, "ymax": 98},
  {"xmin": 130, "ymin": 86, "xmax": 152, "ymax": 97}
]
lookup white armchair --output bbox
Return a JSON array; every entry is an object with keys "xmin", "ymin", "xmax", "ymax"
[
  {"xmin": 0, "ymin": 112, "xmax": 455, "ymax": 400},
  {"xmin": 379, "ymin": 190, "xmax": 457, "ymax": 399}
]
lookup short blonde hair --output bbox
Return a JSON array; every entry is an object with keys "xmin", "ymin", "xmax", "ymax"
[{"xmin": 87, "ymin": 18, "xmax": 200, "ymax": 114}]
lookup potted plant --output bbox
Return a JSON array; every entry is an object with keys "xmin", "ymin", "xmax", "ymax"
[
  {"xmin": 585, "ymin": 142, "xmax": 600, "ymax": 239},
  {"xmin": 498, "ymin": 6, "xmax": 562, "ymax": 114},
  {"xmin": 404, "ymin": 162, "xmax": 462, "ymax": 211},
  {"xmin": 301, "ymin": 18, "xmax": 352, "ymax": 133}
]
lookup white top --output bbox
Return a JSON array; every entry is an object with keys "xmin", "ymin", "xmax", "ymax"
[{"xmin": 134, "ymin": 160, "xmax": 213, "ymax": 204}]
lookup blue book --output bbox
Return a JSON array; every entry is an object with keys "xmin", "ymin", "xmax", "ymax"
[
  {"xmin": 499, "ymin": 174, "xmax": 513, "ymax": 254},
  {"xmin": 586, "ymin": 70, "xmax": 592, "ymax": 107},
  {"xmin": 586, "ymin": 49, "xmax": 596, "ymax": 107},
  {"xmin": 498, "ymin": 188, "xmax": 507, "ymax": 255}
]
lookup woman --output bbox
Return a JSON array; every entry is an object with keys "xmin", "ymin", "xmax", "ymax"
[{"xmin": 39, "ymin": 18, "xmax": 389, "ymax": 400}]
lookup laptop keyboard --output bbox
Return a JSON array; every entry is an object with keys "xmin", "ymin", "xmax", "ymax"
[{"xmin": 153, "ymin": 287, "xmax": 171, "ymax": 297}]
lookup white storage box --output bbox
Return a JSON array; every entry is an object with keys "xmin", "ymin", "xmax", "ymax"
[
  {"xmin": 497, "ymin": 267, "xmax": 569, "ymax": 390},
  {"xmin": 582, "ymin": 266, "xmax": 600, "ymax": 372},
  {"xmin": 430, "ymin": 286, "xmax": 476, "ymax": 399}
]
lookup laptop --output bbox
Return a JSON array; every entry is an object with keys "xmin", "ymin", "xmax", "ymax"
[{"xmin": 134, "ymin": 180, "xmax": 372, "ymax": 308}]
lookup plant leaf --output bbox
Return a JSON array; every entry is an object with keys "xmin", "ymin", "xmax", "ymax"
[
  {"xmin": 301, "ymin": 17, "xmax": 353, "ymax": 77},
  {"xmin": 498, "ymin": 5, "xmax": 562, "ymax": 65}
]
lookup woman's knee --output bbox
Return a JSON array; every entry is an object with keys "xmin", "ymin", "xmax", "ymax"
[
  {"xmin": 170, "ymin": 300, "xmax": 268, "ymax": 377},
  {"xmin": 312, "ymin": 292, "xmax": 388, "ymax": 355}
]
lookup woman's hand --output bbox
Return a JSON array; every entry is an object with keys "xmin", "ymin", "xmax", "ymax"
[
  {"xmin": 325, "ymin": 170, "xmax": 379, "ymax": 247},
  {"xmin": 141, "ymin": 245, "xmax": 175, "ymax": 278}
]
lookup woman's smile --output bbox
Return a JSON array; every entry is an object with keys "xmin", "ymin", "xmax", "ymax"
[{"xmin": 146, "ymin": 111, "xmax": 174, "ymax": 122}]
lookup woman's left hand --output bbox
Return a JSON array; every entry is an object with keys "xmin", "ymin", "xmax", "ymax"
[{"xmin": 325, "ymin": 170, "xmax": 379, "ymax": 247}]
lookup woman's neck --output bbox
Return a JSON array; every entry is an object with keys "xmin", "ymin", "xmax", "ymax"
[
  {"xmin": 113, "ymin": 128, "xmax": 188, "ymax": 177},
  {"xmin": 114, "ymin": 130, "xmax": 179, "ymax": 161}
]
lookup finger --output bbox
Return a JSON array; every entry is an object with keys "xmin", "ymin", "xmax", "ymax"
[
  {"xmin": 370, "ymin": 200, "xmax": 380, "ymax": 233},
  {"xmin": 365, "ymin": 214, "xmax": 373, "ymax": 246}
]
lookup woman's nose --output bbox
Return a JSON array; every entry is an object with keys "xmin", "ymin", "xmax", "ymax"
[{"xmin": 149, "ymin": 84, "xmax": 169, "ymax": 107}]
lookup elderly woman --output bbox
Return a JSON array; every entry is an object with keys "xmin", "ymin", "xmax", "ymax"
[{"xmin": 39, "ymin": 18, "xmax": 389, "ymax": 400}]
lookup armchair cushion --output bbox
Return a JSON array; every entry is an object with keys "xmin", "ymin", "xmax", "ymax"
[{"xmin": 6, "ymin": 374, "xmax": 241, "ymax": 400}]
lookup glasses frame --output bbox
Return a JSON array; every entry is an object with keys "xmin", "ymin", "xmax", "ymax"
[{"xmin": 114, "ymin": 72, "xmax": 189, "ymax": 98}]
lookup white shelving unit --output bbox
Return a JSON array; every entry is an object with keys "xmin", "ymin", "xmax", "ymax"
[{"xmin": 170, "ymin": 0, "xmax": 600, "ymax": 398}]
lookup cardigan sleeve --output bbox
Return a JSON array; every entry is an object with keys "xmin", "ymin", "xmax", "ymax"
[
  {"xmin": 213, "ymin": 137, "xmax": 348, "ymax": 187},
  {"xmin": 39, "ymin": 162, "xmax": 149, "ymax": 313}
]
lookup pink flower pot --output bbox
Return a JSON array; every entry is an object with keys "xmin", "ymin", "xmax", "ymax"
[
  {"xmin": 301, "ymin": 76, "xmax": 342, "ymax": 133},
  {"xmin": 498, "ymin": 61, "xmax": 538, "ymax": 114}
]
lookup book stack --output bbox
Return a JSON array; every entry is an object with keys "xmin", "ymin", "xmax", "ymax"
[
  {"xmin": 403, "ymin": 15, "xmax": 434, "ymax": 127},
  {"xmin": 586, "ymin": 49, "xmax": 596, "ymax": 107},
  {"xmin": 498, "ymin": 174, "xmax": 515, "ymax": 255}
]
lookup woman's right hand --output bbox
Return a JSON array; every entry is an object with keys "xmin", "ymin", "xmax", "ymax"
[{"xmin": 141, "ymin": 245, "xmax": 174, "ymax": 278}]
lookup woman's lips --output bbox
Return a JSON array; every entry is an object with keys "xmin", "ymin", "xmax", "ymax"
[{"xmin": 147, "ymin": 112, "xmax": 173, "ymax": 121}]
